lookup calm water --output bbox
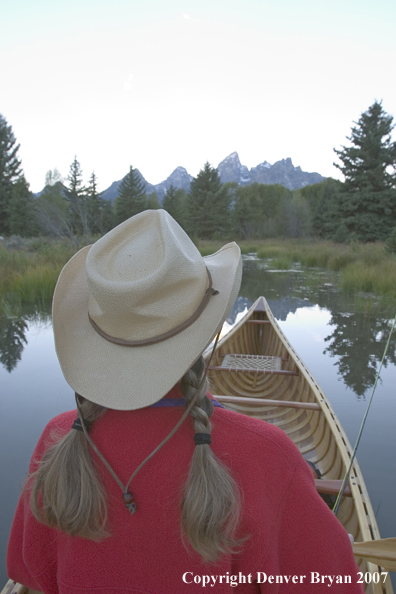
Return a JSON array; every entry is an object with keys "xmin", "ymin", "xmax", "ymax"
[{"xmin": 1, "ymin": 258, "xmax": 396, "ymax": 587}]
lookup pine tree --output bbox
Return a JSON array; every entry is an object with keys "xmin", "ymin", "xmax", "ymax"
[
  {"xmin": 334, "ymin": 101, "xmax": 396, "ymax": 191},
  {"xmin": 65, "ymin": 157, "xmax": 88, "ymax": 236},
  {"xmin": 333, "ymin": 101, "xmax": 396, "ymax": 241},
  {"xmin": 0, "ymin": 114, "xmax": 23, "ymax": 233},
  {"xmin": 187, "ymin": 162, "xmax": 230, "ymax": 239},
  {"xmin": 7, "ymin": 176, "xmax": 37, "ymax": 236},
  {"xmin": 162, "ymin": 185, "xmax": 187, "ymax": 228},
  {"xmin": 86, "ymin": 172, "xmax": 102, "ymax": 234},
  {"xmin": 85, "ymin": 172, "xmax": 115, "ymax": 234},
  {"xmin": 146, "ymin": 191, "xmax": 161, "ymax": 209},
  {"xmin": 114, "ymin": 166, "xmax": 147, "ymax": 224}
]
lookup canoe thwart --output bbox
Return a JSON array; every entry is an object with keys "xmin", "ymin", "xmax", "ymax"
[
  {"xmin": 209, "ymin": 366, "xmax": 299, "ymax": 376},
  {"xmin": 314, "ymin": 479, "xmax": 352, "ymax": 497},
  {"xmin": 214, "ymin": 395, "xmax": 321, "ymax": 411}
]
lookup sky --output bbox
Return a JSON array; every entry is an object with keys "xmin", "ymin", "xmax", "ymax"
[{"xmin": 1, "ymin": 0, "xmax": 395, "ymax": 194}]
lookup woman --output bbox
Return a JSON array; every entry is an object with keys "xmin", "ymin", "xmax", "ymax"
[{"xmin": 7, "ymin": 210, "xmax": 364, "ymax": 593}]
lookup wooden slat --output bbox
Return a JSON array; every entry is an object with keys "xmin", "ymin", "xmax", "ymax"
[
  {"xmin": 246, "ymin": 320, "xmax": 271, "ymax": 324},
  {"xmin": 214, "ymin": 394, "xmax": 321, "ymax": 411},
  {"xmin": 314, "ymin": 479, "xmax": 352, "ymax": 497},
  {"xmin": 0, "ymin": 580, "xmax": 28, "ymax": 594},
  {"xmin": 209, "ymin": 366, "xmax": 299, "ymax": 376}
]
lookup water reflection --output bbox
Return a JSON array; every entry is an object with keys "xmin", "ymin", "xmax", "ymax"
[
  {"xmin": 0, "ymin": 315, "xmax": 28, "ymax": 372},
  {"xmin": 2, "ymin": 260, "xmax": 395, "ymax": 397},
  {"xmin": 235, "ymin": 258, "xmax": 396, "ymax": 397},
  {"xmin": 323, "ymin": 311, "xmax": 396, "ymax": 397},
  {"xmin": 0, "ymin": 303, "xmax": 52, "ymax": 373}
]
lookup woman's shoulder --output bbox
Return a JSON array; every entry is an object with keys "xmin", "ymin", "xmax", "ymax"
[
  {"xmin": 29, "ymin": 409, "xmax": 77, "ymax": 467},
  {"xmin": 41, "ymin": 409, "xmax": 77, "ymax": 437}
]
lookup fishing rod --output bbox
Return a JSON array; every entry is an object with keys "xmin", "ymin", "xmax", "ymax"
[{"xmin": 333, "ymin": 314, "xmax": 396, "ymax": 516}]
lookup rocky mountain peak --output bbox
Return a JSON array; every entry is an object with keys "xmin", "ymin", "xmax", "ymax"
[
  {"xmin": 98, "ymin": 152, "xmax": 325, "ymax": 203},
  {"xmin": 217, "ymin": 152, "xmax": 248, "ymax": 185},
  {"xmin": 218, "ymin": 154, "xmax": 324, "ymax": 190}
]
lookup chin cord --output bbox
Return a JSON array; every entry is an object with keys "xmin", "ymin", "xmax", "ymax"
[{"xmin": 74, "ymin": 328, "xmax": 222, "ymax": 514}]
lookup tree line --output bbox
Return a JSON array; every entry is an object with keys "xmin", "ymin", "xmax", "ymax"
[{"xmin": 1, "ymin": 100, "xmax": 395, "ymax": 244}]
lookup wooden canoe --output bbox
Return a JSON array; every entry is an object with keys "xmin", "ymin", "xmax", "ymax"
[
  {"xmin": 204, "ymin": 297, "xmax": 394, "ymax": 594},
  {"xmin": 2, "ymin": 297, "xmax": 394, "ymax": 594}
]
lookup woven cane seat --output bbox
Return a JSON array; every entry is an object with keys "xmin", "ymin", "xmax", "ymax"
[{"xmin": 221, "ymin": 354, "xmax": 282, "ymax": 372}]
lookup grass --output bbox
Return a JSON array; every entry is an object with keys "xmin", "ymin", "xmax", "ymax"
[
  {"xmin": 0, "ymin": 238, "xmax": 79, "ymax": 307},
  {"xmin": 2, "ymin": 236, "xmax": 396, "ymax": 309},
  {"xmin": 195, "ymin": 238, "xmax": 396, "ymax": 307}
]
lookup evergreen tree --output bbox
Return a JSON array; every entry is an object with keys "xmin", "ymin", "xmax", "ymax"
[
  {"xmin": 7, "ymin": 176, "xmax": 37, "ymax": 236},
  {"xmin": 86, "ymin": 172, "xmax": 102, "ymax": 234},
  {"xmin": 334, "ymin": 101, "xmax": 396, "ymax": 191},
  {"xmin": 65, "ymin": 157, "xmax": 88, "ymax": 236},
  {"xmin": 162, "ymin": 185, "xmax": 187, "ymax": 228},
  {"xmin": 232, "ymin": 183, "xmax": 291, "ymax": 239},
  {"xmin": 307, "ymin": 179, "xmax": 347, "ymax": 241},
  {"xmin": 187, "ymin": 162, "xmax": 230, "ymax": 239},
  {"xmin": 333, "ymin": 101, "xmax": 396, "ymax": 241},
  {"xmin": 0, "ymin": 114, "xmax": 23, "ymax": 234},
  {"xmin": 146, "ymin": 191, "xmax": 161, "ymax": 209},
  {"xmin": 99, "ymin": 199, "xmax": 115, "ymax": 233},
  {"xmin": 85, "ymin": 172, "xmax": 115, "ymax": 234},
  {"xmin": 114, "ymin": 166, "xmax": 147, "ymax": 224}
]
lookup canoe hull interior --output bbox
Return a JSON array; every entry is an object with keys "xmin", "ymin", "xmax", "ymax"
[{"xmin": 205, "ymin": 297, "xmax": 393, "ymax": 594}]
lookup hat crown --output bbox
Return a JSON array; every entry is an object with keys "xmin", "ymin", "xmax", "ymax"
[{"xmin": 86, "ymin": 210, "xmax": 208, "ymax": 341}]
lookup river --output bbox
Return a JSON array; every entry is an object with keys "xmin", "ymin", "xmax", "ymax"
[{"xmin": 1, "ymin": 256, "xmax": 396, "ymax": 588}]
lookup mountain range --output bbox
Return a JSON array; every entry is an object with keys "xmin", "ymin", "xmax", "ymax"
[{"xmin": 101, "ymin": 152, "xmax": 325, "ymax": 203}]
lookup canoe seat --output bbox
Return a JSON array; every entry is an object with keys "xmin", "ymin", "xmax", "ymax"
[
  {"xmin": 209, "ymin": 354, "xmax": 299, "ymax": 376},
  {"xmin": 222, "ymin": 354, "xmax": 282, "ymax": 371}
]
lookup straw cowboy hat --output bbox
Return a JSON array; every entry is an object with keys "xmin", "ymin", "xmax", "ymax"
[{"xmin": 53, "ymin": 209, "xmax": 242, "ymax": 410}]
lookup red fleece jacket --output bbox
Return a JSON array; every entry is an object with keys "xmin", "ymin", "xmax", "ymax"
[{"xmin": 7, "ymin": 386, "xmax": 364, "ymax": 593}]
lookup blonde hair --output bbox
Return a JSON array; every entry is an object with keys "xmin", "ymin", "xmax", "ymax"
[
  {"xmin": 180, "ymin": 357, "xmax": 242, "ymax": 562},
  {"xmin": 29, "ymin": 357, "xmax": 242, "ymax": 562},
  {"xmin": 30, "ymin": 399, "xmax": 108, "ymax": 539}
]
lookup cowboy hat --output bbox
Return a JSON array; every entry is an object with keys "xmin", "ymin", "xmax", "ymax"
[{"xmin": 53, "ymin": 209, "xmax": 242, "ymax": 410}]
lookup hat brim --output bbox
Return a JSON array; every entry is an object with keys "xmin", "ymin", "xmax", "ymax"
[{"xmin": 52, "ymin": 242, "xmax": 242, "ymax": 410}]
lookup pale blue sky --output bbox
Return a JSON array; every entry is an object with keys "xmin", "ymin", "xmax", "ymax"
[{"xmin": 1, "ymin": 0, "xmax": 395, "ymax": 192}]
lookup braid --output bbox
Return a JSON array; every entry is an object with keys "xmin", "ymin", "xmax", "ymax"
[
  {"xmin": 29, "ymin": 397, "xmax": 109, "ymax": 539},
  {"xmin": 180, "ymin": 357, "xmax": 243, "ymax": 563},
  {"xmin": 181, "ymin": 359, "xmax": 214, "ymax": 431}
]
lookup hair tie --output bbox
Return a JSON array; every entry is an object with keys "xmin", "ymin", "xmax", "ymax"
[
  {"xmin": 72, "ymin": 417, "xmax": 92, "ymax": 432},
  {"xmin": 194, "ymin": 433, "xmax": 211, "ymax": 445}
]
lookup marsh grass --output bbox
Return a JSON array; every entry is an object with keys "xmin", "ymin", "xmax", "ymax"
[
  {"xmin": 269, "ymin": 255, "xmax": 294, "ymax": 270},
  {"xmin": 3, "ymin": 236, "xmax": 396, "ymax": 309},
  {"xmin": 0, "ymin": 239, "xmax": 79, "ymax": 305},
  {"xmin": 196, "ymin": 239, "xmax": 396, "ymax": 307},
  {"xmin": 341, "ymin": 261, "xmax": 396, "ymax": 298}
]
